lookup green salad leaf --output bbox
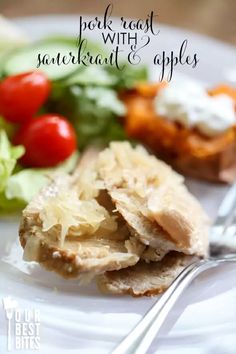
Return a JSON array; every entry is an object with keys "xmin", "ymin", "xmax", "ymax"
[
  {"xmin": 65, "ymin": 66, "xmax": 117, "ymax": 87},
  {"xmin": 5, "ymin": 169, "xmax": 48, "ymax": 203},
  {"xmin": 0, "ymin": 193, "xmax": 25, "ymax": 213},
  {"xmin": 5, "ymin": 151, "xmax": 78, "ymax": 204},
  {"xmin": 65, "ymin": 62, "xmax": 148, "ymax": 90},
  {"xmin": 76, "ymin": 86, "xmax": 126, "ymax": 115},
  {"xmin": 0, "ymin": 116, "xmax": 16, "ymax": 137},
  {"xmin": 67, "ymin": 86, "xmax": 127, "ymax": 148},
  {"xmin": 0, "ymin": 130, "xmax": 25, "ymax": 192},
  {"xmin": 106, "ymin": 64, "xmax": 148, "ymax": 90}
]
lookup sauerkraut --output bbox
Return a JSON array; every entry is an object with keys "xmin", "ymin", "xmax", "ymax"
[{"xmin": 40, "ymin": 188, "xmax": 117, "ymax": 246}]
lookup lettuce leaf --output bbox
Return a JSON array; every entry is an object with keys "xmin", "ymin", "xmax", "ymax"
[
  {"xmin": 0, "ymin": 193, "xmax": 25, "ymax": 213},
  {"xmin": 64, "ymin": 63, "xmax": 148, "ymax": 90},
  {"xmin": 0, "ymin": 130, "xmax": 25, "ymax": 192},
  {"xmin": 65, "ymin": 66, "xmax": 117, "ymax": 87},
  {"xmin": 0, "ymin": 116, "xmax": 16, "ymax": 138},
  {"xmin": 5, "ymin": 150, "xmax": 78, "ymax": 203},
  {"xmin": 0, "ymin": 136, "xmax": 78, "ymax": 213},
  {"xmin": 69, "ymin": 86, "xmax": 127, "ymax": 148},
  {"xmin": 105, "ymin": 64, "xmax": 148, "ymax": 90},
  {"xmin": 5, "ymin": 169, "xmax": 49, "ymax": 203}
]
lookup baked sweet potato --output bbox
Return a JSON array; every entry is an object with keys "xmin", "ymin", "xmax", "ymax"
[{"xmin": 123, "ymin": 83, "xmax": 236, "ymax": 183}]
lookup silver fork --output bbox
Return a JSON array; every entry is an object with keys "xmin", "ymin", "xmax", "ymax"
[{"xmin": 112, "ymin": 181, "xmax": 236, "ymax": 354}]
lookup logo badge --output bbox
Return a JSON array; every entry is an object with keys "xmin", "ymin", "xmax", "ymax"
[{"xmin": 2, "ymin": 297, "xmax": 40, "ymax": 351}]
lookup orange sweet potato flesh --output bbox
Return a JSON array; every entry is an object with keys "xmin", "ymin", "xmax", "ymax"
[
  {"xmin": 122, "ymin": 84, "xmax": 236, "ymax": 183},
  {"xmin": 209, "ymin": 84, "xmax": 236, "ymax": 103}
]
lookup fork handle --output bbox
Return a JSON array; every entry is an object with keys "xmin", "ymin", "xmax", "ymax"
[{"xmin": 112, "ymin": 256, "xmax": 236, "ymax": 354}]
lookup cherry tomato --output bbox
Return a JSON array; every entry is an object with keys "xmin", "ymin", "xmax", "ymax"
[
  {"xmin": 0, "ymin": 71, "xmax": 51, "ymax": 123},
  {"xmin": 13, "ymin": 114, "xmax": 77, "ymax": 167}
]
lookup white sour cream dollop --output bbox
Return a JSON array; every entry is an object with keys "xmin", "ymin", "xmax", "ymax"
[{"xmin": 154, "ymin": 80, "xmax": 235, "ymax": 137}]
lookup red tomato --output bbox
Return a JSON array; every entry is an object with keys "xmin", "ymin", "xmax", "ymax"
[
  {"xmin": 0, "ymin": 71, "xmax": 51, "ymax": 123},
  {"xmin": 13, "ymin": 114, "xmax": 77, "ymax": 167}
]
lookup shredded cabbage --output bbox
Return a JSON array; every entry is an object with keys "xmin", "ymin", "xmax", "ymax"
[{"xmin": 40, "ymin": 188, "xmax": 117, "ymax": 246}]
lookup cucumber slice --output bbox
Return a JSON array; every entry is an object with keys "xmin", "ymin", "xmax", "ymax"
[{"xmin": 4, "ymin": 39, "xmax": 80, "ymax": 80}]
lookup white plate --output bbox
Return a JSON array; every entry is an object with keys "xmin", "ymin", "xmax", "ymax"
[{"xmin": 1, "ymin": 15, "xmax": 236, "ymax": 354}]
